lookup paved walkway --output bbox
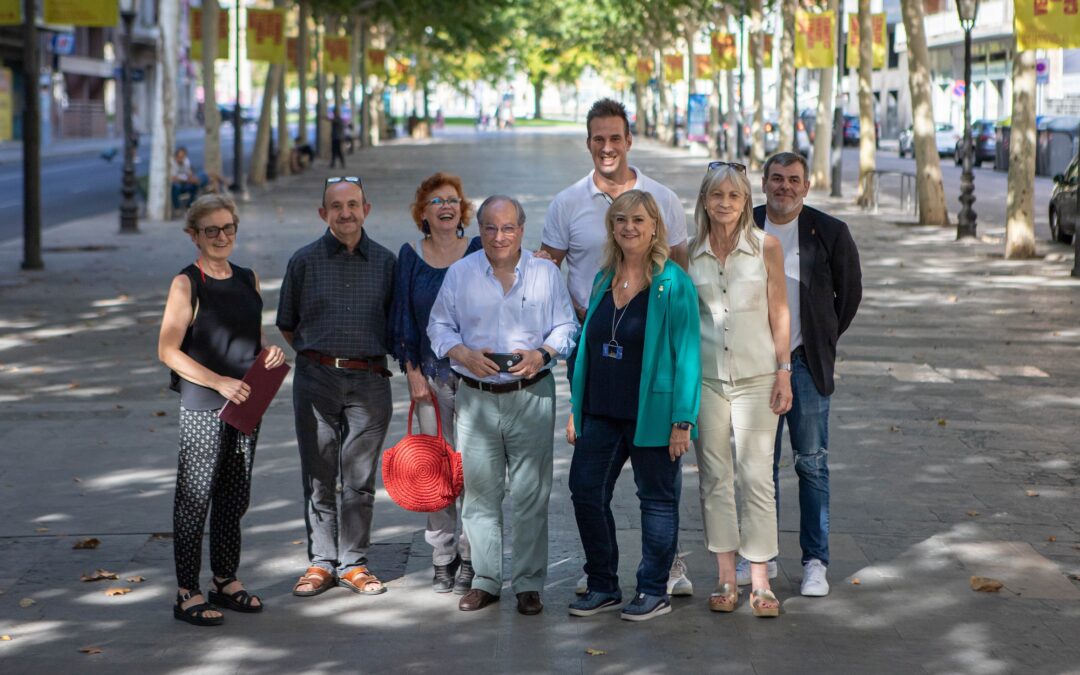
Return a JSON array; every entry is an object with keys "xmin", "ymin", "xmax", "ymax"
[{"xmin": 1, "ymin": 127, "xmax": 1078, "ymax": 674}]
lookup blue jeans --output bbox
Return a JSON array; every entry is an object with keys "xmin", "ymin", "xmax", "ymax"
[
  {"xmin": 773, "ymin": 350, "xmax": 831, "ymax": 566},
  {"xmin": 570, "ymin": 414, "xmax": 681, "ymax": 597}
]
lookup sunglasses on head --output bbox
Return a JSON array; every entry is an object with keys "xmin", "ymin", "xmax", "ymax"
[
  {"xmin": 325, "ymin": 176, "xmax": 363, "ymax": 188},
  {"xmin": 707, "ymin": 161, "xmax": 747, "ymax": 174}
]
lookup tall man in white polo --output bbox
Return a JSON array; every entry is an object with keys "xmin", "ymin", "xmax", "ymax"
[
  {"xmin": 541, "ymin": 97, "xmax": 693, "ymax": 596},
  {"xmin": 428, "ymin": 195, "xmax": 578, "ymax": 615}
]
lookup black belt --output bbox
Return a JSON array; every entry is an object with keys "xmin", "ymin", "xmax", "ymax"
[
  {"xmin": 791, "ymin": 345, "xmax": 806, "ymax": 360},
  {"xmin": 459, "ymin": 370, "xmax": 550, "ymax": 394},
  {"xmin": 301, "ymin": 350, "xmax": 392, "ymax": 377}
]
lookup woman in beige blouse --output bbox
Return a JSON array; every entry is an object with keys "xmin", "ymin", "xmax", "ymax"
[{"xmin": 688, "ymin": 162, "xmax": 792, "ymax": 617}]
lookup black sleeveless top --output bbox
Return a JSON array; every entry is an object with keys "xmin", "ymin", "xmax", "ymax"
[{"xmin": 170, "ymin": 262, "xmax": 263, "ymax": 410}]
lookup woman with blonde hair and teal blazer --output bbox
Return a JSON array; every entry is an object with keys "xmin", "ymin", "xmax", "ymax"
[{"xmin": 565, "ymin": 189, "xmax": 701, "ymax": 623}]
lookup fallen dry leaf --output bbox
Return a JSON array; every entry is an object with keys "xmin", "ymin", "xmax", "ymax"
[
  {"xmin": 18, "ymin": 598, "xmax": 36, "ymax": 608},
  {"xmin": 585, "ymin": 648, "xmax": 606, "ymax": 656},
  {"xmin": 850, "ymin": 578, "xmax": 861, "ymax": 585},
  {"xmin": 126, "ymin": 576, "xmax": 146, "ymax": 583},
  {"xmin": 1068, "ymin": 574, "xmax": 1080, "ymax": 581},
  {"xmin": 1048, "ymin": 536, "xmax": 1057, "ymax": 542},
  {"xmin": 947, "ymin": 295, "xmax": 958, "ymax": 303},
  {"xmin": 0, "ymin": 635, "xmax": 11, "ymax": 641},
  {"xmin": 81, "ymin": 569, "xmax": 119, "ymax": 582},
  {"xmin": 73, "ymin": 538, "xmax": 100, "ymax": 550},
  {"xmin": 72, "ymin": 477, "xmax": 82, "ymax": 483},
  {"xmin": 35, "ymin": 527, "xmax": 49, "ymax": 533},
  {"xmin": 78, "ymin": 646, "xmax": 103, "ymax": 655},
  {"xmin": 970, "ymin": 576, "xmax": 1003, "ymax": 592},
  {"xmin": 152, "ymin": 411, "xmax": 167, "ymax": 417},
  {"xmin": 67, "ymin": 381, "xmax": 80, "ymax": 390},
  {"xmin": 104, "ymin": 587, "xmax": 132, "ymax": 597},
  {"xmin": 937, "ymin": 418, "xmax": 947, "ymax": 427},
  {"xmin": 889, "ymin": 425, "xmax": 901, "ymax": 433},
  {"xmin": 967, "ymin": 511, "xmax": 980, "ymax": 517},
  {"xmin": 1026, "ymin": 490, "xmax": 1040, "ymax": 497},
  {"xmin": 291, "ymin": 540, "xmax": 303, "ymax": 545}
]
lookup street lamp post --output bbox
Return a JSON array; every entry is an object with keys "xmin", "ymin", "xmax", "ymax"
[
  {"xmin": 232, "ymin": 0, "xmax": 245, "ymax": 199},
  {"xmin": 119, "ymin": 0, "xmax": 138, "ymax": 234},
  {"xmin": 830, "ymin": 2, "xmax": 845, "ymax": 198},
  {"xmin": 956, "ymin": 0, "xmax": 980, "ymax": 239}
]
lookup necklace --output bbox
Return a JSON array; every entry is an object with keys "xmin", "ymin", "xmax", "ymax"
[{"xmin": 621, "ymin": 279, "xmax": 629, "ymax": 289}]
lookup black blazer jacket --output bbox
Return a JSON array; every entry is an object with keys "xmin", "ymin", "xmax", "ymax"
[{"xmin": 754, "ymin": 204, "xmax": 862, "ymax": 396}]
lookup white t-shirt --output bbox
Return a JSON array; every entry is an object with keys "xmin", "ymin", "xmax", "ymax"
[
  {"xmin": 764, "ymin": 214, "xmax": 803, "ymax": 351},
  {"xmin": 543, "ymin": 167, "xmax": 689, "ymax": 310}
]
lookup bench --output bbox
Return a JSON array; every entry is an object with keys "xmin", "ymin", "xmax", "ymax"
[{"xmin": 860, "ymin": 170, "xmax": 917, "ymax": 216}]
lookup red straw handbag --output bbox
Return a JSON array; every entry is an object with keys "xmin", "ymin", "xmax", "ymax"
[{"xmin": 382, "ymin": 399, "xmax": 464, "ymax": 512}]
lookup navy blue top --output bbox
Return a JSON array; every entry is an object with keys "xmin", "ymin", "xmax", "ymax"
[
  {"xmin": 276, "ymin": 228, "xmax": 397, "ymax": 357},
  {"xmin": 583, "ymin": 288, "xmax": 648, "ymax": 421},
  {"xmin": 389, "ymin": 236, "xmax": 482, "ymax": 378}
]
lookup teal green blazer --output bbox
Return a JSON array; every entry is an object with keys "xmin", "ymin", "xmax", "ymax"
[{"xmin": 570, "ymin": 259, "xmax": 702, "ymax": 447}]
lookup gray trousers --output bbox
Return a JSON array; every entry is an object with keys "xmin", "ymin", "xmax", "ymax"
[
  {"xmin": 415, "ymin": 373, "xmax": 470, "ymax": 566},
  {"xmin": 293, "ymin": 357, "xmax": 392, "ymax": 574}
]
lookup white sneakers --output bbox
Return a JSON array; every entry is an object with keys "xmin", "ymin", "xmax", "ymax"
[
  {"xmin": 735, "ymin": 558, "xmax": 778, "ymax": 587},
  {"xmin": 800, "ymin": 558, "xmax": 829, "ymax": 597},
  {"xmin": 666, "ymin": 556, "xmax": 693, "ymax": 596},
  {"xmin": 575, "ymin": 556, "xmax": 694, "ymax": 596}
]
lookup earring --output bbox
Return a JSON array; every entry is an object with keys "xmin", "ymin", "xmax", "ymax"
[
  {"xmin": 456, "ymin": 224, "xmax": 465, "ymax": 239},
  {"xmin": 421, "ymin": 219, "xmax": 431, "ymax": 236}
]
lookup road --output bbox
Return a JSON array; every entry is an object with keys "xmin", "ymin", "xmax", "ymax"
[{"xmin": 0, "ymin": 126, "xmax": 255, "ymax": 242}]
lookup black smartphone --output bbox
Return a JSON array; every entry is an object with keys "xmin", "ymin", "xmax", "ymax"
[{"xmin": 485, "ymin": 352, "xmax": 523, "ymax": 373}]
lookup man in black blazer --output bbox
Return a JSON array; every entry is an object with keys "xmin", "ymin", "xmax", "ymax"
[{"xmin": 743, "ymin": 152, "xmax": 862, "ymax": 597}]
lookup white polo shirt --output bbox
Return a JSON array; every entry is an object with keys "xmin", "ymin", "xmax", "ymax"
[{"xmin": 543, "ymin": 167, "xmax": 689, "ymax": 310}]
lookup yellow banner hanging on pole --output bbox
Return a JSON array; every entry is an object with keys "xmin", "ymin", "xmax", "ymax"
[
  {"xmin": 663, "ymin": 54, "xmax": 684, "ymax": 82},
  {"xmin": 324, "ymin": 37, "xmax": 350, "ymax": 76},
  {"xmin": 0, "ymin": 68, "xmax": 12, "ymax": 142},
  {"xmin": 191, "ymin": 7, "xmax": 230, "ymax": 62},
  {"xmin": 632, "ymin": 56, "xmax": 653, "ymax": 85},
  {"xmin": 1015, "ymin": 0, "xmax": 1080, "ymax": 51},
  {"xmin": 366, "ymin": 49, "xmax": 386, "ymax": 78},
  {"xmin": 0, "ymin": 0, "xmax": 20, "ymax": 25},
  {"xmin": 44, "ymin": 0, "xmax": 117, "ymax": 26},
  {"xmin": 795, "ymin": 10, "xmax": 836, "ymax": 69},
  {"xmin": 695, "ymin": 54, "xmax": 714, "ymax": 81},
  {"xmin": 762, "ymin": 34, "xmax": 774, "ymax": 69},
  {"xmin": 847, "ymin": 13, "xmax": 887, "ymax": 69},
  {"xmin": 246, "ymin": 9, "xmax": 285, "ymax": 63},
  {"xmin": 712, "ymin": 33, "xmax": 738, "ymax": 71}
]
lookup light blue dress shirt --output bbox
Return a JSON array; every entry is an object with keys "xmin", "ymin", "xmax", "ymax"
[{"xmin": 427, "ymin": 249, "xmax": 579, "ymax": 384}]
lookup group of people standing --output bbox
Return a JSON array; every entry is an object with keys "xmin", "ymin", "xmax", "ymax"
[{"xmin": 157, "ymin": 98, "xmax": 861, "ymax": 627}]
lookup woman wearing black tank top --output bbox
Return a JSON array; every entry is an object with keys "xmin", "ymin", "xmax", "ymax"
[{"xmin": 158, "ymin": 194, "xmax": 286, "ymax": 626}]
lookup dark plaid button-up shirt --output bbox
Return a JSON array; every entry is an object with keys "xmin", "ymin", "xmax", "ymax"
[{"xmin": 276, "ymin": 228, "xmax": 396, "ymax": 357}]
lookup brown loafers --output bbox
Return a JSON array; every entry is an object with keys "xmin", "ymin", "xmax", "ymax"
[
  {"xmin": 458, "ymin": 588, "xmax": 499, "ymax": 611},
  {"xmin": 516, "ymin": 591, "xmax": 543, "ymax": 615}
]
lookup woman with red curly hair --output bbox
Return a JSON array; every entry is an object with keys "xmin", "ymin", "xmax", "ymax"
[{"xmin": 389, "ymin": 172, "xmax": 482, "ymax": 593}]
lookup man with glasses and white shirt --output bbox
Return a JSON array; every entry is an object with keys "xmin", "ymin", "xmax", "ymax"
[
  {"xmin": 428, "ymin": 195, "xmax": 578, "ymax": 616},
  {"xmin": 541, "ymin": 98, "xmax": 694, "ymax": 597},
  {"xmin": 277, "ymin": 176, "xmax": 397, "ymax": 600}
]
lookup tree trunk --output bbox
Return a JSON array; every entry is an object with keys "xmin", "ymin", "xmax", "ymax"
[
  {"xmin": 749, "ymin": 0, "xmax": 765, "ymax": 169},
  {"xmin": 297, "ymin": 1, "xmax": 309, "ymax": 145},
  {"xmin": 148, "ymin": 0, "xmax": 178, "ymax": 220},
  {"xmin": 901, "ymin": 0, "xmax": 949, "ymax": 224},
  {"xmin": 350, "ymin": 13, "xmax": 360, "ymax": 142},
  {"xmin": 276, "ymin": 65, "xmax": 290, "ymax": 177},
  {"xmin": 655, "ymin": 47, "xmax": 672, "ymax": 144},
  {"xmin": 1006, "ymin": 50, "xmax": 1037, "ymax": 258},
  {"xmin": 856, "ymin": 0, "xmax": 877, "ymax": 205},
  {"xmin": 316, "ymin": 18, "xmax": 330, "ymax": 160},
  {"xmin": 811, "ymin": 72, "xmax": 836, "ymax": 189},
  {"xmin": 248, "ymin": 64, "xmax": 281, "ymax": 187},
  {"xmin": 533, "ymin": 80, "xmax": 543, "ymax": 119},
  {"xmin": 201, "ymin": 1, "xmax": 221, "ymax": 180},
  {"xmin": 777, "ymin": 0, "xmax": 797, "ymax": 153}
]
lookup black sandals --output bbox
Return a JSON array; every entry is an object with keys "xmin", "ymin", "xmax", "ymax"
[
  {"xmin": 173, "ymin": 589, "xmax": 224, "ymax": 626},
  {"xmin": 209, "ymin": 576, "xmax": 264, "ymax": 613}
]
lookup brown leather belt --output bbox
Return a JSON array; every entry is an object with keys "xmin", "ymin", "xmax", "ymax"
[
  {"xmin": 301, "ymin": 350, "xmax": 393, "ymax": 377},
  {"xmin": 459, "ymin": 370, "xmax": 550, "ymax": 394}
]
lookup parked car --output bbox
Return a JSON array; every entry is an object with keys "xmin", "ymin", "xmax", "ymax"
[
  {"xmin": 898, "ymin": 126, "xmax": 914, "ymax": 157},
  {"xmin": 1049, "ymin": 155, "xmax": 1078, "ymax": 244},
  {"xmin": 935, "ymin": 123, "xmax": 959, "ymax": 157},
  {"xmin": 800, "ymin": 108, "xmax": 817, "ymax": 143},
  {"xmin": 954, "ymin": 119, "xmax": 997, "ymax": 166},
  {"xmin": 842, "ymin": 114, "xmax": 860, "ymax": 146},
  {"xmin": 737, "ymin": 114, "xmax": 811, "ymax": 157}
]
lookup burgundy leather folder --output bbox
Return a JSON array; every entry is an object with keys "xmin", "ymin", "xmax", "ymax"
[{"xmin": 218, "ymin": 349, "xmax": 290, "ymax": 435}]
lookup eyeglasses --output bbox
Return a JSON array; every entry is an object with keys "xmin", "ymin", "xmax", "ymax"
[
  {"xmin": 199, "ymin": 223, "xmax": 238, "ymax": 239},
  {"xmin": 480, "ymin": 224, "xmax": 520, "ymax": 237},
  {"xmin": 707, "ymin": 161, "xmax": 747, "ymax": 174},
  {"xmin": 428, "ymin": 197, "xmax": 461, "ymax": 207},
  {"xmin": 325, "ymin": 176, "xmax": 362, "ymax": 188}
]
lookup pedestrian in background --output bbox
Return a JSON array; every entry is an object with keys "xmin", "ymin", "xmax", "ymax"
[
  {"xmin": 744, "ymin": 152, "xmax": 862, "ymax": 598},
  {"xmin": 689, "ymin": 162, "xmax": 791, "ymax": 618},
  {"xmin": 388, "ymin": 172, "xmax": 482, "ymax": 594},
  {"xmin": 541, "ymin": 97, "xmax": 694, "ymax": 597},
  {"xmin": 330, "ymin": 113, "xmax": 346, "ymax": 168},
  {"xmin": 566, "ymin": 189, "xmax": 700, "ymax": 622},
  {"xmin": 428, "ymin": 195, "xmax": 578, "ymax": 616},
  {"xmin": 158, "ymin": 193, "xmax": 286, "ymax": 626},
  {"xmin": 277, "ymin": 176, "xmax": 397, "ymax": 599}
]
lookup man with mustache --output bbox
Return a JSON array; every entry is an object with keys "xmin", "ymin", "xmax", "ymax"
[
  {"xmin": 541, "ymin": 97, "xmax": 694, "ymax": 598},
  {"xmin": 277, "ymin": 177, "xmax": 397, "ymax": 599},
  {"xmin": 743, "ymin": 152, "xmax": 862, "ymax": 597}
]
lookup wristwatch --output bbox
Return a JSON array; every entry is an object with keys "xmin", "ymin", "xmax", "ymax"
[
  {"xmin": 537, "ymin": 348, "xmax": 552, "ymax": 365},
  {"xmin": 777, "ymin": 362, "xmax": 793, "ymax": 372},
  {"xmin": 674, "ymin": 421, "xmax": 693, "ymax": 430}
]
